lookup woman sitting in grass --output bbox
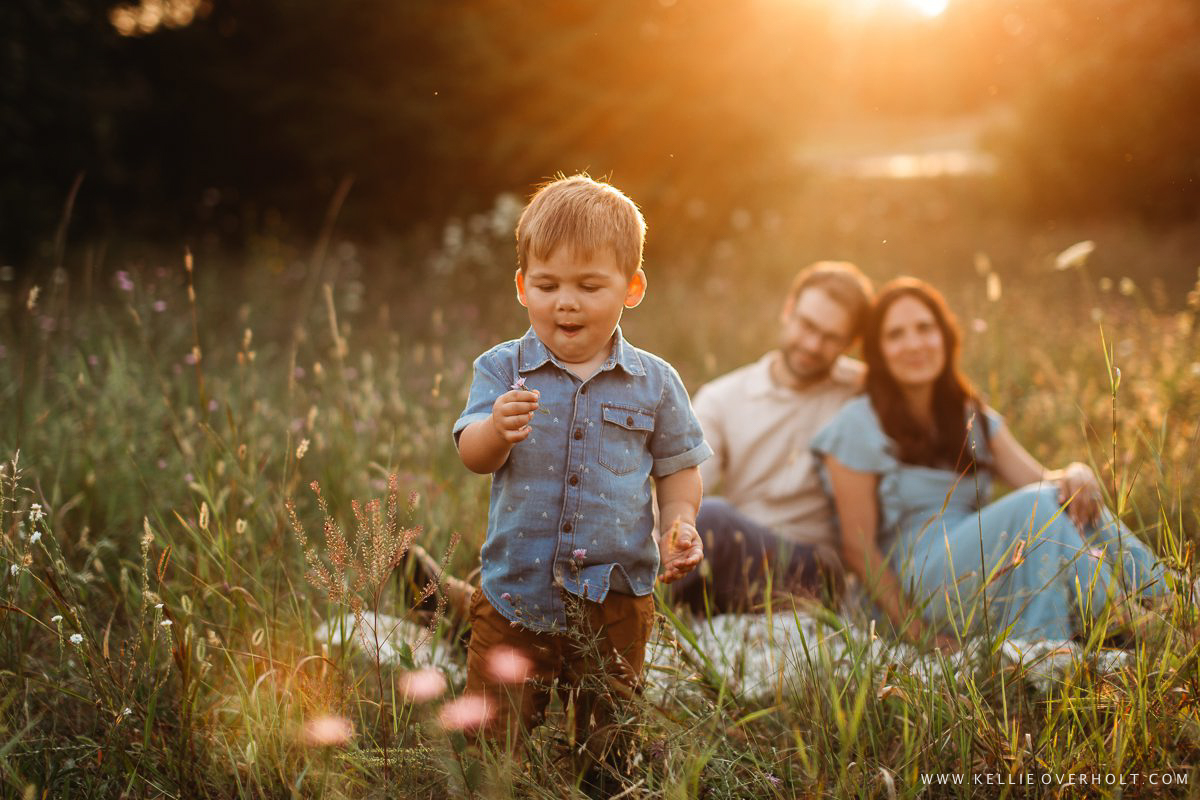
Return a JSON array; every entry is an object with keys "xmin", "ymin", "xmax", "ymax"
[{"xmin": 812, "ymin": 277, "xmax": 1169, "ymax": 648}]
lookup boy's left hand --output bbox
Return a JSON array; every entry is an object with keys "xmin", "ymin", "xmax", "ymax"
[{"xmin": 658, "ymin": 517, "xmax": 703, "ymax": 584}]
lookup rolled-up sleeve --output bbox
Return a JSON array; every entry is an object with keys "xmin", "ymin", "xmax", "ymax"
[
  {"xmin": 649, "ymin": 365, "xmax": 712, "ymax": 477},
  {"xmin": 452, "ymin": 352, "xmax": 513, "ymax": 448}
]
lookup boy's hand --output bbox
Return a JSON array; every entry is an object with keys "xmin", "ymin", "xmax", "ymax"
[
  {"xmin": 658, "ymin": 517, "xmax": 703, "ymax": 584},
  {"xmin": 490, "ymin": 389, "xmax": 540, "ymax": 444}
]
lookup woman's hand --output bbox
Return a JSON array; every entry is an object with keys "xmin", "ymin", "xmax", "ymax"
[{"xmin": 1056, "ymin": 461, "xmax": 1102, "ymax": 530}]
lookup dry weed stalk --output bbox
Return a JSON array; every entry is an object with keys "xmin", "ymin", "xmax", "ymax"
[{"xmin": 286, "ymin": 474, "xmax": 457, "ymax": 655}]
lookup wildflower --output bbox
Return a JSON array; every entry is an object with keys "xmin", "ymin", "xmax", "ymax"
[
  {"xmin": 115, "ymin": 271, "xmax": 135, "ymax": 292},
  {"xmin": 51, "ymin": 615, "xmax": 63, "ymax": 624},
  {"xmin": 501, "ymin": 592, "xmax": 512, "ymax": 602},
  {"xmin": 1054, "ymin": 240, "xmax": 1096, "ymax": 271},
  {"xmin": 122, "ymin": 707, "xmax": 132, "ymax": 717},
  {"xmin": 29, "ymin": 503, "xmax": 44, "ymax": 522},
  {"xmin": 155, "ymin": 603, "xmax": 164, "ymax": 610},
  {"xmin": 70, "ymin": 634, "xmax": 83, "ymax": 645},
  {"xmin": 9, "ymin": 565, "xmax": 19, "ymax": 576},
  {"xmin": 510, "ymin": 377, "xmax": 526, "ymax": 390},
  {"xmin": 296, "ymin": 439, "xmax": 310, "ymax": 460},
  {"xmin": 986, "ymin": 272, "xmax": 1001, "ymax": 302},
  {"xmin": 30, "ymin": 531, "xmax": 41, "ymax": 545},
  {"xmin": 301, "ymin": 715, "xmax": 355, "ymax": 747},
  {"xmin": 764, "ymin": 772, "xmax": 783, "ymax": 787},
  {"xmin": 152, "ymin": 300, "xmax": 167, "ymax": 312},
  {"xmin": 486, "ymin": 646, "xmax": 533, "ymax": 684},
  {"xmin": 398, "ymin": 668, "xmax": 448, "ymax": 703},
  {"xmin": 1088, "ymin": 548, "xmax": 1106, "ymax": 561},
  {"xmin": 572, "ymin": 548, "xmax": 587, "ymax": 561},
  {"xmin": 184, "ymin": 351, "xmax": 198, "ymax": 366},
  {"xmin": 438, "ymin": 695, "xmax": 492, "ymax": 731},
  {"xmin": 160, "ymin": 619, "xmax": 173, "ymax": 628}
]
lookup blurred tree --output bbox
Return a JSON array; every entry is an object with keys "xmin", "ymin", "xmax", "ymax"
[{"xmin": 990, "ymin": 0, "xmax": 1200, "ymax": 218}]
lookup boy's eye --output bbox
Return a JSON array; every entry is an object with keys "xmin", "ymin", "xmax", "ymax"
[
  {"xmin": 535, "ymin": 284, "xmax": 556, "ymax": 291},
  {"xmin": 581, "ymin": 285, "xmax": 600, "ymax": 292}
]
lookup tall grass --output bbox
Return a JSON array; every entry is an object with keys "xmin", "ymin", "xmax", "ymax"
[{"xmin": 2, "ymin": 193, "xmax": 1200, "ymax": 797}]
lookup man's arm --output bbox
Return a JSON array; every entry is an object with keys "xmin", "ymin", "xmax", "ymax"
[
  {"xmin": 691, "ymin": 386, "xmax": 725, "ymax": 494},
  {"xmin": 654, "ymin": 466, "xmax": 703, "ymax": 583}
]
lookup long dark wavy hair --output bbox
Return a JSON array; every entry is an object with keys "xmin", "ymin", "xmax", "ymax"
[{"xmin": 863, "ymin": 278, "xmax": 990, "ymax": 473}]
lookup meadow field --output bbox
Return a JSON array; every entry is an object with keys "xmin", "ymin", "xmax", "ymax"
[{"xmin": 3, "ymin": 176, "xmax": 1200, "ymax": 798}]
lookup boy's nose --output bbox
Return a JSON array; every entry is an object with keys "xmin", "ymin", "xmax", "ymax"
[{"xmin": 556, "ymin": 293, "xmax": 580, "ymax": 311}]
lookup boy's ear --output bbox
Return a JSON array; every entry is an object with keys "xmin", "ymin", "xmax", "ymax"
[
  {"xmin": 624, "ymin": 268, "xmax": 647, "ymax": 309},
  {"xmin": 514, "ymin": 269, "xmax": 528, "ymax": 307}
]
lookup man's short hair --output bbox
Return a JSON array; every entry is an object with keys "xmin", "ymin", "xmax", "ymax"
[
  {"xmin": 515, "ymin": 174, "xmax": 646, "ymax": 278},
  {"xmin": 786, "ymin": 261, "xmax": 874, "ymax": 341}
]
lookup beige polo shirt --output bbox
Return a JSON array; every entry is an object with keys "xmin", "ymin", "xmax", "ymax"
[{"xmin": 692, "ymin": 351, "xmax": 864, "ymax": 547}]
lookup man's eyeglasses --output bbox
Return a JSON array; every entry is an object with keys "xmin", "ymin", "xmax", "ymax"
[{"xmin": 789, "ymin": 312, "xmax": 850, "ymax": 351}]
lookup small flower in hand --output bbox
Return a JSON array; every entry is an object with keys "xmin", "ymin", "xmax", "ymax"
[
  {"xmin": 658, "ymin": 517, "xmax": 703, "ymax": 585},
  {"xmin": 572, "ymin": 548, "xmax": 587, "ymax": 561},
  {"xmin": 509, "ymin": 377, "xmax": 550, "ymax": 414}
]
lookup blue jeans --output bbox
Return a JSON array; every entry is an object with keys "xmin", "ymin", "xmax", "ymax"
[{"xmin": 667, "ymin": 497, "xmax": 844, "ymax": 614}]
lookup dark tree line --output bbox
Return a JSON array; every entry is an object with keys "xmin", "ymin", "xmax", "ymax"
[{"xmin": 3, "ymin": 0, "xmax": 1198, "ymax": 266}]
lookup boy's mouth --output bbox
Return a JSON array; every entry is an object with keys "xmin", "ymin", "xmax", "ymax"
[{"xmin": 557, "ymin": 323, "xmax": 584, "ymax": 335}]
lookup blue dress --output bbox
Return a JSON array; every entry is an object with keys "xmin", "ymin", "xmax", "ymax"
[{"xmin": 811, "ymin": 396, "xmax": 1166, "ymax": 641}]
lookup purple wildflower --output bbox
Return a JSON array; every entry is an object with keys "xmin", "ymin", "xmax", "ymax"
[
  {"xmin": 572, "ymin": 548, "xmax": 587, "ymax": 561},
  {"xmin": 501, "ymin": 592, "xmax": 512, "ymax": 602},
  {"xmin": 115, "ymin": 271, "xmax": 134, "ymax": 292},
  {"xmin": 510, "ymin": 377, "xmax": 526, "ymax": 390},
  {"xmin": 153, "ymin": 300, "xmax": 167, "ymax": 312}
]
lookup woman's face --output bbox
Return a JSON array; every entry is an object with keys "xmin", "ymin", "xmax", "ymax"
[{"xmin": 879, "ymin": 295, "xmax": 946, "ymax": 390}]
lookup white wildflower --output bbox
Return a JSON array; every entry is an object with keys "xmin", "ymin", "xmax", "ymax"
[
  {"xmin": 70, "ymin": 634, "xmax": 83, "ymax": 645},
  {"xmin": 30, "ymin": 531, "xmax": 41, "ymax": 545},
  {"xmin": 29, "ymin": 503, "xmax": 45, "ymax": 522},
  {"xmin": 1054, "ymin": 239, "xmax": 1095, "ymax": 271},
  {"xmin": 51, "ymin": 615, "xmax": 63, "ymax": 623},
  {"xmin": 161, "ymin": 619, "xmax": 173, "ymax": 627},
  {"xmin": 9, "ymin": 565, "xmax": 19, "ymax": 576}
]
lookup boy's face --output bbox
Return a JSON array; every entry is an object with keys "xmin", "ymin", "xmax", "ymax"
[{"xmin": 516, "ymin": 246, "xmax": 646, "ymax": 375}]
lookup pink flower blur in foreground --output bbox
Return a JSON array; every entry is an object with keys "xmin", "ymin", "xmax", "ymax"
[
  {"xmin": 398, "ymin": 667, "xmax": 447, "ymax": 703},
  {"xmin": 486, "ymin": 646, "xmax": 533, "ymax": 684},
  {"xmin": 301, "ymin": 715, "xmax": 354, "ymax": 747},
  {"xmin": 439, "ymin": 695, "xmax": 492, "ymax": 731}
]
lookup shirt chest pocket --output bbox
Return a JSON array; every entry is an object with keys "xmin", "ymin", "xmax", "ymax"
[{"xmin": 599, "ymin": 404, "xmax": 655, "ymax": 476}]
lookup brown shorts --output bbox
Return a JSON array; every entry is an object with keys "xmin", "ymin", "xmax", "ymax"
[{"xmin": 464, "ymin": 587, "xmax": 654, "ymax": 756}]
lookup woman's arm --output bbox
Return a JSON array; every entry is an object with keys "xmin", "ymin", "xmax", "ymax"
[
  {"xmin": 825, "ymin": 456, "xmax": 949, "ymax": 648},
  {"xmin": 988, "ymin": 422, "xmax": 1101, "ymax": 528}
]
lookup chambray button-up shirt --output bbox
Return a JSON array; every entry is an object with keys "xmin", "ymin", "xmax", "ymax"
[{"xmin": 453, "ymin": 327, "xmax": 712, "ymax": 632}]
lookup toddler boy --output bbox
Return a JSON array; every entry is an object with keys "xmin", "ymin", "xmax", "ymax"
[{"xmin": 453, "ymin": 174, "xmax": 710, "ymax": 771}]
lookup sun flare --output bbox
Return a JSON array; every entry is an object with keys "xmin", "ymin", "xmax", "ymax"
[{"xmin": 906, "ymin": 0, "xmax": 949, "ymax": 16}]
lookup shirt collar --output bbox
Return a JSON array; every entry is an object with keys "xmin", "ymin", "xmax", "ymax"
[{"xmin": 517, "ymin": 326, "xmax": 645, "ymax": 377}]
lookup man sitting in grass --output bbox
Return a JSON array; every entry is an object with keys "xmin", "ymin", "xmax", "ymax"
[
  {"xmin": 453, "ymin": 173, "xmax": 711, "ymax": 787},
  {"xmin": 668, "ymin": 261, "xmax": 874, "ymax": 614}
]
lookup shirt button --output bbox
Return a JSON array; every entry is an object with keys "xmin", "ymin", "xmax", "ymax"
[
  {"xmin": 626, "ymin": 416, "xmax": 634, "ymax": 426},
  {"xmin": 573, "ymin": 429, "xmax": 583, "ymax": 440},
  {"xmin": 569, "ymin": 474, "xmax": 578, "ymax": 486},
  {"xmin": 580, "ymin": 386, "xmax": 587, "ymax": 394},
  {"xmin": 562, "ymin": 522, "xmax": 573, "ymax": 532}
]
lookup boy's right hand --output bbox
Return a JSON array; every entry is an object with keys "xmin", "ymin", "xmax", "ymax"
[{"xmin": 490, "ymin": 389, "xmax": 540, "ymax": 444}]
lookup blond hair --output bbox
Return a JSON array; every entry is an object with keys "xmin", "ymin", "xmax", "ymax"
[
  {"xmin": 515, "ymin": 174, "xmax": 646, "ymax": 278},
  {"xmin": 787, "ymin": 261, "xmax": 874, "ymax": 341}
]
